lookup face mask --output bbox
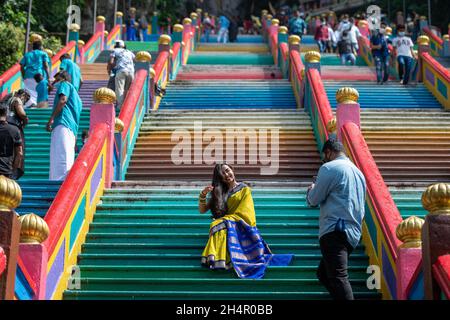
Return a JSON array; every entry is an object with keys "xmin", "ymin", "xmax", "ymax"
[{"xmin": 398, "ymin": 32, "xmax": 405, "ymax": 36}]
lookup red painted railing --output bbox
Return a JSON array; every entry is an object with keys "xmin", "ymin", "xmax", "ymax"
[
  {"xmin": 307, "ymin": 68, "xmax": 333, "ymax": 130},
  {"xmin": 422, "ymin": 52, "xmax": 450, "ymax": 80},
  {"xmin": 52, "ymin": 41, "xmax": 76, "ymax": 64},
  {"xmin": 119, "ymin": 69, "xmax": 148, "ymax": 140},
  {"xmin": 433, "ymin": 255, "xmax": 450, "ymax": 299},
  {"xmin": 423, "ymin": 26, "xmax": 444, "ymax": 46},
  {"xmin": 0, "ymin": 247, "xmax": 6, "ymax": 277},
  {"xmin": 172, "ymin": 42, "xmax": 181, "ymax": 63},
  {"xmin": 341, "ymin": 122, "xmax": 403, "ymax": 259},
  {"xmin": 153, "ymin": 51, "xmax": 170, "ymax": 80},
  {"xmin": 44, "ymin": 123, "xmax": 109, "ymax": 255}
]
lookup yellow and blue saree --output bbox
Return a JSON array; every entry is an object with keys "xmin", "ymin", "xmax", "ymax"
[{"xmin": 201, "ymin": 183, "xmax": 293, "ymax": 279}]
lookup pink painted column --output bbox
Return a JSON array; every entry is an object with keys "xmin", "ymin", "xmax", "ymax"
[
  {"xmin": 336, "ymin": 91, "xmax": 361, "ymax": 142},
  {"xmin": 18, "ymin": 244, "xmax": 48, "ymax": 300},
  {"xmin": 95, "ymin": 16, "xmax": 106, "ymax": 51},
  {"xmin": 396, "ymin": 248, "xmax": 422, "ymax": 299},
  {"xmin": 90, "ymin": 103, "xmax": 115, "ymax": 188}
]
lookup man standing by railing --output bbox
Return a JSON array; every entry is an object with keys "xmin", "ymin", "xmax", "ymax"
[
  {"xmin": 108, "ymin": 40, "xmax": 135, "ymax": 109},
  {"xmin": 307, "ymin": 139, "xmax": 367, "ymax": 300}
]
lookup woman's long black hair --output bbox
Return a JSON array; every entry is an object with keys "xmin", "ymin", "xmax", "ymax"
[{"xmin": 210, "ymin": 163, "xmax": 233, "ymax": 219}]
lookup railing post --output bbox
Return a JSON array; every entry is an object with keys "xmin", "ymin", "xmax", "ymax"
[
  {"xmin": 419, "ymin": 16, "xmax": 428, "ymax": 31},
  {"xmin": 335, "ymin": 87, "xmax": 360, "ymax": 142},
  {"xmin": 443, "ymin": 34, "xmax": 450, "ymax": 57},
  {"xmin": 18, "ymin": 213, "xmax": 50, "ymax": 300},
  {"xmin": 421, "ymin": 183, "xmax": 450, "ymax": 300},
  {"xmin": 69, "ymin": 24, "xmax": 80, "ymax": 62},
  {"xmin": 395, "ymin": 216, "xmax": 425, "ymax": 299},
  {"xmin": 190, "ymin": 12, "xmax": 198, "ymax": 49},
  {"xmin": 0, "ymin": 176, "xmax": 22, "ymax": 300},
  {"xmin": 115, "ymin": 11, "xmax": 124, "ymax": 39},
  {"xmin": 91, "ymin": 88, "xmax": 117, "ymax": 188},
  {"xmin": 278, "ymin": 26, "xmax": 288, "ymax": 68},
  {"xmin": 304, "ymin": 51, "xmax": 321, "ymax": 74},
  {"xmin": 103, "ymin": 31, "xmax": 109, "ymax": 50},
  {"xmin": 261, "ymin": 10, "xmax": 268, "ymax": 41},
  {"xmin": 152, "ymin": 11, "xmax": 159, "ymax": 35},
  {"xmin": 135, "ymin": 52, "xmax": 152, "ymax": 113},
  {"xmin": 95, "ymin": 16, "xmax": 106, "ymax": 51},
  {"xmin": 417, "ymin": 35, "xmax": 430, "ymax": 83},
  {"xmin": 158, "ymin": 34, "xmax": 172, "ymax": 76}
]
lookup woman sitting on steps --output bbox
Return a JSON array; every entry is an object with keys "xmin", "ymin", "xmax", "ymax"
[{"xmin": 199, "ymin": 163, "xmax": 293, "ymax": 279}]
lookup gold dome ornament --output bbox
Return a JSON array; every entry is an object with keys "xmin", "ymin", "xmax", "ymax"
[
  {"xmin": 190, "ymin": 12, "xmax": 198, "ymax": 20},
  {"xmin": 278, "ymin": 26, "xmax": 288, "ymax": 34},
  {"xmin": 115, "ymin": 118, "xmax": 124, "ymax": 133},
  {"xmin": 422, "ymin": 183, "xmax": 450, "ymax": 215},
  {"xmin": 443, "ymin": 35, "xmax": 449, "ymax": 41},
  {"xmin": 271, "ymin": 19, "xmax": 280, "ymax": 26},
  {"xmin": 158, "ymin": 34, "xmax": 172, "ymax": 45},
  {"xmin": 135, "ymin": 51, "xmax": 152, "ymax": 63},
  {"xmin": 266, "ymin": 14, "xmax": 273, "ymax": 20},
  {"xmin": 385, "ymin": 27, "xmax": 393, "ymax": 36},
  {"xmin": 129, "ymin": 7, "xmax": 136, "ymax": 13},
  {"xmin": 69, "ymin": 24, "xmax": 80, "ymax": 32},
  {"xmin": 0, "ymin": 175, "xmax": 22, "ymax": 211},
  {"xmin": 78, "ymin": 40, "xmax": 85, "ymax": 47},
  {"xmin": 150, "ymin": 68, "xmax": 156, "ymax": 79},
  {"xmin": 173, "ymin": 24, "xmax": 184, "ymax": 32},
  {"xmin": 116, "ymin": 11, "xmax": 123, "ymax": 18},
  {"xmin": 19, "ymin": 213, "xmax": 49, "ymax": 244},
  {"xmin": 261, "ymin": 10, "xmax": 268, "ymax": 17},
  {"xmin": 93, "ymin": 87, "xmax": 117, "ymax": 104},
  {"xmin": 304, "ymin": 51, "xmax": 321, "ymax": 63},
  {"xmin": 96, "ymin": 16, "xmax": 106, "ymax": 23},
  {"xmin": 326, "ymin": 117, "xmax": 337, "ymax": 133},
  {"xmin": 104, "ymin": 31, "xmax": 109, "ymax": 37},
  {"xmin": 417, "ymin": 35, "xmax": 430, "ymax": 46},
  {"xmin": 44, "ymin": 49, "xmax": 54, "ymax": 58},
  {"xmin": 336, "ymin": 87, "xmax": 359, "ymax": 104},
  {"xmin": 288, "ymin": 35, "xmax": 301, "ymax": 46},
  {"xmin": 183, "ymin": 18, "xmax": 192, "ymax": 25},
  {"xmin": 396, "ymin": 216, "xmax": 425, "ymax": 248}
]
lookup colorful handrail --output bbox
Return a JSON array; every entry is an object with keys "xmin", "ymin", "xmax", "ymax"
[
  {"xmin": 279, "ymin": 42, "xmax": 289, "ymax": 78},
  {"xmin": 43, "ymin": 122, "xmax": 109, "ymax": 299},
  {"xmin": 105, "ymin": 25, "xmax": 121, "ymax": 51},
  {"xmin": 269, "ymin": 28, "xmax": 278, "ymax": 65},
  {"xmin": 0, "ymin": 247, "xmax": 6, "ymax": 277},
  {"xmin": 152, "ymin": 51, "xmax": 170, "ymax": 110},
  {"xmin": 289, "ymin": 50, "xmax": 305, "ymax": 107},
  {"xmin": 171, "ymin": 42, "xmax": 182, "ymax": 80},
  {"xmin": 433, "ymin": 255, "xmax": 450, "ymax": 299},
  {"xmin": 306, "ymin": 68, "xmax": 333, "ymax": 152},
  {"xmin": 421, "ymin": 52, "xmax": 450, "ymax": 109},
  {"xmin": 423, "ymin": 27, "xmax": 444, "ymax": 56},
  {"xmin": 79, "ymin": 31, "xmax": 103, "ymax": 64},
  {"xmin": 342, "ymin": 122, "xmax": 403, "ymax": 299},
  {"xmin": 115, "ymin": 69, "xmax": 148, "ymax": 180}
]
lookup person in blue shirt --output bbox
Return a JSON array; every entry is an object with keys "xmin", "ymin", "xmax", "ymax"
[
  {"xmin": 20, "ymin": 41, "xmax": 51, "ymax": 108},
  {"xmin": 289, "ymin": 11, "xmax": 307, "ymax": 38},
  {"xmin": 217, "ymin": 15, "xmax": 230, "ymax": 44},
  {"xmin": 46, "ymin": 70, "xmax": 82, "ymax": 181},
  {"xmin": 307, "ymin": 139, "xmax": 366, "ymax": 300},
  {"xmin": 34, "ymin": 73, "xmax": 50, "ymax": 108},
  {"xmin": 370, "ymin": 22, "xmax": 391, "ymax": 84},
  {"xmin": 59, "ymin": 53, "xmax": 83, "ymax": 92}
]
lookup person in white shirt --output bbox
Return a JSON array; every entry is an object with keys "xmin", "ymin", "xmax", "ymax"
[
  {"xmin": 392, "ymin": 25, "xmax": 417, "ymax": 85},
  {"xmin": 328, "ymin": 25, "xmax": 337, "ymax": 53},
  {"xmin": 347, "ymin": 18, "xmax": 361, "ymax": 52}
]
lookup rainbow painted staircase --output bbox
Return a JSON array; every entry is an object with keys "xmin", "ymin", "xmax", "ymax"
[{"xmin": 63, "ymin": 38, "xmax": 380, "ymax": 300}]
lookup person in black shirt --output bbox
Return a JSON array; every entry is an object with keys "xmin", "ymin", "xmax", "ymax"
[{"xmin": 0, "ymin": 104, "xmax": 23, "ymax": 180}]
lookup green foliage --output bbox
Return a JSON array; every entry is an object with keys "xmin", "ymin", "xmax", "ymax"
[
  {"xmin": 42, "ymin": 35, "xmax": 63, "ymax": 54},
  {"xmin": 0, "ymin": 22, "xmax": 25, "ymax": 74}
]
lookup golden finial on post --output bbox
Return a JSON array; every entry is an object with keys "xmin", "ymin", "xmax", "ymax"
[
  {"xmin": 417, "ymin": 35, "xmax": 430, "ymax": 46},
  {"xmin": 266, "ymin": 14, "xmax": 273, "ymax": 20},
  {"xmin": 288, "ymin": 35, "xmax": 301, "ymax": 46},
  {"xmin": 173, "ymin": 24, "xmax": 184, "ymax": 32},
  {"xmin": 69, "ymin": 24, "xmax": 80, "ymax": 32},
  {"xmin": 129, "ymin": 7, "xmax": 136, "ymax": 13},
  {"xmin": 104, "ymin": 30, "xmax": 109, "ymax": 37},
  {"xmin": 278, "ymin": 26, "xmax": 288, "ymax": 34},
  {"xmin": 305, "ymin": 51, "xmax": 321, "ymax": 63},
  {"xmin": 44, "ymin": 49, "xmax": 54, "ymax": 58},
  {"xmin": 422, "ymin": 183, "xmax": 450, "ymax": 215},
  {"xmin": 78, "ymin": 40, "xmax": 85, "ymax": 47},
  {"xmin": 93, "ymin": 87, "xmax": 117, "ymax": 104},
  {"xmin": 262, "ymin": 9, "xmax": 268, "ymax": 17},
  {"xmin": 116, "ymin": 11, "xmax": 123, "ymax": 18},
  {"xmin": 336, "ymin": 87, "xmax": 359, "ymax": 104},
  {"xmin": 0, "ymin": 175, "xmax": 22, "ymax": 211},
  {"xmin": 271, "ymin": 19, "xmax": 280, "ymax": 26},
  {"xmin": 385, "ymin": 26, "xmax": 393, "ymax": 36},
  {"xmin": 19, "ymin": 213, "xmax": 49, "ymax": 244},
  {"xmin": 420, "ymin": 16, "xmax": 427, "ymax": 21},
  {"xmin": 183, "ymin": 18, "xmax": 192, "ymax": 25},
  {"xmin": 115, "ymin": 118, "xmax": 124, "ymax": 133},
  {"xmin": 190, "ymin": 12, "xmax": 198, "ymax": 20},
  {"xmin": 135, "ymin": 51, "xmax": 152, "ymax": 63},
  {"xmin": 443, "ymin": 35, "xmax": 449, "ymax": 41},
  {"xmin": 396, "ymin": 216, "xmax": 425, "ymax": 248},
  {"xmin": 326, "ymin": 117, "xmax": 337, "ymax": 133},
  {"xmin": 150, "ymin": 68, "xmax": 156, "ymax": 79},
  {"xmin": 158, "ymin": 34, "xmax": 172, "ymax": 45},
  {"xmin": 96, "ymin": 16, "xmax": 106, "ymax": 23},
  {"xmin": 196, "ymin": 8, "xmax": 202, "ymax": 15}
]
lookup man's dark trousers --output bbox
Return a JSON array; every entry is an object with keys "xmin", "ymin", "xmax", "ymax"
[{"xmin": 317, "ymin": 231, "xmax": 355, "ymax": 300}]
